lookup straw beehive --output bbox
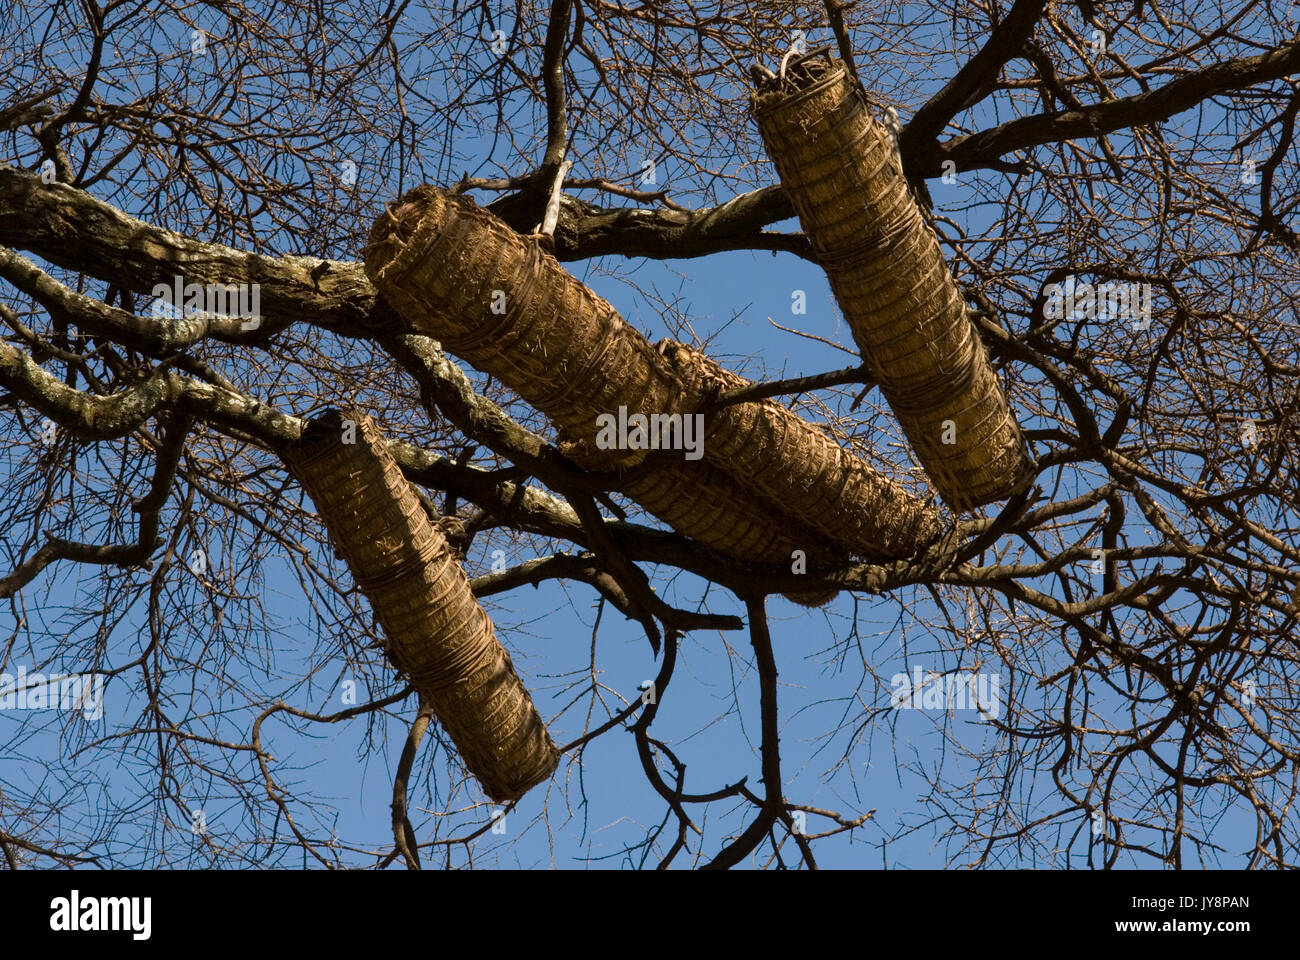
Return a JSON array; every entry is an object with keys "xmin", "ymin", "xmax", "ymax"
[
  {"xmin": 559, "ymin": 433, "xmax": 841, "ymax": 606},
  {"xmin": 658, "ymin": 341, "xmax": 942, "ymax": 558},
  {"xmin": 752, "ymin": 56, "xmax": 1033, "ymax": 511},
  {"xmin": 362, "ymin": 186, "xmax": 941, "ymax": 591},
  {"xmin": 364, "ymin": 185, "xmax": 679, "ymax": 471},
  {"xmin": 281, "ymin": 409, "xmax": 559, "ymax": 802}
]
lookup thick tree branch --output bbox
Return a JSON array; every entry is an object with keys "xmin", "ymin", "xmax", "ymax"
[
  {"xmin": 899, "ymin": 0, "xmax": 1050, "ymax": 159},
  {"xmin": 821, "ymin": 0, "xmax": 861, "ymax": 85},
  {"xmin": 0, "ymin": 336, "xmax": 802, "ymax": 599},
  {"xmin": 0, "ymin": 245, "xmax": 254, "ymax": 349},
  {"xmin": 0, "ymin": 164, "xmax": 375, "ymax": 337},
  {"xmin": 0, "ymin": 337, "xmax": 178, "ymax": 437},
  {"xmin": 492, "ymin": 185, "xmax": 810, "ymax": 262},
  {"xmin": 918, "ymin": 40, "xmax": 1300, "ymax": 175},
  {"xmin": 8, "ymin": 331, "xmax": 1265, "ymax": 622},
  {"xmin": 525, "ymin": 0, "xmax": 574, "ymax": 232}
]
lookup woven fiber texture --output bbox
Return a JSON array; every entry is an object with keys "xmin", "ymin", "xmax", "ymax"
[
  {"xmin": 362, "ymin": 186, "xmax": 940, "ymax": 602},
  {"xmin": 361, "ymin": 186, "xmax": 852, "ymax": 600},
  {"xmin": 282, "ymin": 409, "xmax": 558, "ymax": 802},
  {"xmin": 363, "ymin": 185, "xmax": 680, "ymax": 470},
  {"xmin": 752, "ymin": 58, "xmax": 1033, "ymax": 511},
  {"xmin": 559, "ymin": 433, "xmax": 840, "ymax": 607},
  {"xmin": 658, "ymin": 341, "xmax": 943, "ymax": 558}
]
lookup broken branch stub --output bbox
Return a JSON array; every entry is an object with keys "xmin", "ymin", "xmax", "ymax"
[
  {"xmin": 752, "ymin": 58, "xmax": 1033, "ymax": 511},
  {"xmin": 281, "ymin": 409, "xmax": 559, "ymax": 802}
]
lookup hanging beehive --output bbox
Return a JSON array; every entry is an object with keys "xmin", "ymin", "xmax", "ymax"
[
  {"xmin": 558, "ymin": 433, "xmax": 841, "ymax": 607},
  {"xmin": 752, "ymin": 56, "xmax": 1033, "ymax": 511},
  {"xmin": 281, "ymin": 409, "xmax": 559, "ymax": 802},
  {"xmin": 362, "ymin": 185, "xmax": 941, "ymax": 580},
  {"xmin": 363, "ymin": 185, "xmax": 679, "ymax": 471},
  {"xmin": 657, "ymin": 341, "xmax": 942, "ymax": 558}
]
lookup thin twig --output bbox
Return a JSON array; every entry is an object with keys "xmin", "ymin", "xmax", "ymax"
[{"xmin": 710, "ymin": 362, "xmax": 872, "ymax": 408}]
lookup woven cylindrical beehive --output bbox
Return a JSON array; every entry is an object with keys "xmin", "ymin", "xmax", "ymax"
[
  {"xmin": 558, "ymin": 434, "xmax": 840, "ymax": 607},
  {"xmin": 364, "ymin": 185, "xmax": 679, "ymax": 471},
  {"xmin": 363, "ymin": 187, "xmax": 940, "ymax": 574},
  {"xmin": 752, "ymin": 57, "xmax": 1033, "ymax": 511},
  {"xmin": 658, "ymin": 341, "xmax": 942, "ymax": 558},
  {"xmin": 282, "ymin": 409, "xmax": 559, "ymax": 802}
]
